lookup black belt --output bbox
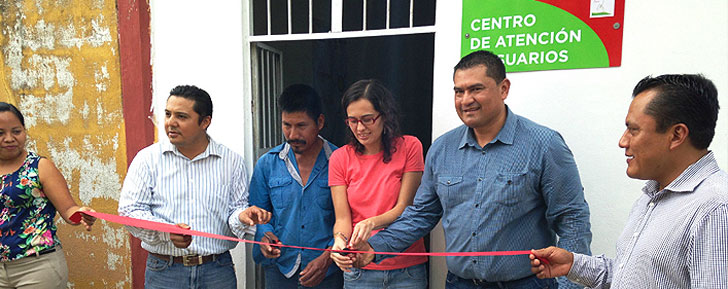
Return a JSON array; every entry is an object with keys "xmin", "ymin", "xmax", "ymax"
[{"xmin": 34, "ymin": 247, "xmax": 56, "ymax": 257}]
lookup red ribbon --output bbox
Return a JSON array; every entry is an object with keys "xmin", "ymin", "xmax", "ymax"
[{"xmin": 71, "ymin": 211, "xmax": 536, "ymax": 258}]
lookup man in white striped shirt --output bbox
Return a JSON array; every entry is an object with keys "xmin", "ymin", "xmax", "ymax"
[
  {"xmin": 118, "ymin": 85, "xmax": 271, "ymax": 289},
  {"xmin": 529, "ymin": 74, "xmax": 728, "ymax": 288}
]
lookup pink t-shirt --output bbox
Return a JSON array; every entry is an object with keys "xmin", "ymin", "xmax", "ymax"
[{"xmin": 329, "ymin": 135, "xmax": 427, "ymax": 270}]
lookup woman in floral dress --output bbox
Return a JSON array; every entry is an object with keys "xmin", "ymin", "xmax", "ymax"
[{"xmin": 0, "ymin": 102, "xmax": 95, "ymax": 288}]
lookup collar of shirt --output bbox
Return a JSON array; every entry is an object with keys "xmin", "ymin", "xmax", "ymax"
[
  {"xmin": 458, "ymin": 105, "xmax": 517, "ymax": 150},
  {"xmin": 270, "ymin": 135, "xmax": 333, "ymax": 187},
  {"xmin": 160, "ymin": 135, "xmax": 222, "ymax": 161},
  {"xmin": 274, "ymin": 135, "xmax": 333, "ymax": 160},
  {"xmin": 642, "ymin": 151, "xmax": 720, "ymax": 198}
]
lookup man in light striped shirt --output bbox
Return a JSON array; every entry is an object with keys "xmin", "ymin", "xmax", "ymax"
[
  {"xmin": 118, "ymin": 85, "xmax": 271, "ymax": 289},
  {"xmin": 530, "ymin": 74, "xmax": 728, "ymax": 288}
]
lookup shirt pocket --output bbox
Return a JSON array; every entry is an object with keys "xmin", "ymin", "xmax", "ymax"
[
  {"xmin": 268, "ymin": 177, "xmax": 294, "ymax": 211},
  {"xmin": 314, "ymin": 179, "xmax": 333, "ymax": 211},
  {"xmin": 492, "ymin": 171, "xmax": 528, "ymax": 207},
  {"xmin": 436, "ymin": 176, "xmax": 463, "ymax": 210}
]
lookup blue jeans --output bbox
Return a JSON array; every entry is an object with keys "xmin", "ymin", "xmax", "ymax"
[
  {"xmin": 445, "ymin": 272, "xmax": 557, "ymax": 289},
  {"xmin": 145, "ymin": 251, "xmax": 236, "ymax": 289},
  {"xmin": 343, "ymin": 263, "xmax": 427, "ymax": 289},
  {"xmin": 264, "ymin": 265, "xmax": 343, "ymax": 289}
]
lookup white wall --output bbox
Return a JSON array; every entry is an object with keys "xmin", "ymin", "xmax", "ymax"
[
  {"xmin": 149, "ymin": 1, "xmax": 253, "ymax": 288},
  {"xmin": 430, "ymin": 0, "xmax": 727, "ymax": 287},
  {"xmin": 149, "ymin": 1, "xmax": 249, "ymax": 155}
]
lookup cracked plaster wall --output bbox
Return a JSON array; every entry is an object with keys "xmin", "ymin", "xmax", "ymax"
[{"xmin": 0, "ymin": 0, "xmax": 130, "ymax": 288}]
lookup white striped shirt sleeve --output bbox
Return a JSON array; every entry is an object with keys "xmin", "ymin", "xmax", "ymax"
[
  {"xmin": 118, "ymin": 146, "xmax": 171, "ymax": 245},
  {"xmin": 227, "ymin": 159, "xmax": 251, "ymax": 239}
]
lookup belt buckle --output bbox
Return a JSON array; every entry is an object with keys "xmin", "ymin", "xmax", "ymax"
[{"xmin": 182, "ymin": 254, "xmax": 202, "ymax": 266}]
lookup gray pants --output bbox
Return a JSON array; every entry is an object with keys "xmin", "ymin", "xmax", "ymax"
[{"xmin": 0, "ymin": 247, "xmax": 68, "ymax": 289}]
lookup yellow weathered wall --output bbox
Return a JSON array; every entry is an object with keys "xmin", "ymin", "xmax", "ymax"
[{"xmin": 0, "ymin": 0, "xmax": 130, "ymax": 288}]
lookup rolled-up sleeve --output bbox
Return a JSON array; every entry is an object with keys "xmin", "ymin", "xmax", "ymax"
[{"xmin": 567, "ymin": 253, "xmax": 614, "ymax": 289}]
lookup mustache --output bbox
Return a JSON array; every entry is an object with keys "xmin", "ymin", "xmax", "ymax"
[{"xmin": 287, "ymin": 139, "xmax": 306, "ymax": 145}]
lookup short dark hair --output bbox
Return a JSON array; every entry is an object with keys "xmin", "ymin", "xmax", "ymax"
[
  {"xmin": 169, "ymin": 85, "xmax": 213, "ymax": 124},
  {"xmin": 341, "ymin": 79, "xmax": 402, "ymax": 163},
  {"xmin": 454, "ymin": 50, "xmax": 506, "ymax": 83},
  {"xmin": 633, "ymin": 74, "xmax": 719, "ymax": 150},
  {"xmin": 0, "ymin": 102, "xmax": 25, "ymax": 127},
  {"xmin": 277, "ymin": 84, "xmax": 323, "ymax": 123}
]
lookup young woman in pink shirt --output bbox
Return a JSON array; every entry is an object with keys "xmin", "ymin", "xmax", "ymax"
[{"xmin": 329, "ymin": 80, "xmax": 427, "ymax": 288}]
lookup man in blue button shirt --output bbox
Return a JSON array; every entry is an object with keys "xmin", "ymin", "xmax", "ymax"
[
  {"xmin": 249, "ymin": 84, "xmax": 342, "ymax": 288},
  {"xmin": 351, "ymin": 50, "xmax": 592, "ymax": 289}
]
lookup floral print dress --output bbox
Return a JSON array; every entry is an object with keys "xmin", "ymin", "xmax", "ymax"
[{"xmin": 0, "ymin": 152, "xmax": 60, "ymax": 262}]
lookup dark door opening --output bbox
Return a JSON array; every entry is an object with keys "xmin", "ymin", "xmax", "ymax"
[{"xmin": 258, "ymin": 33, "xmax": 435, "ymax": 154}]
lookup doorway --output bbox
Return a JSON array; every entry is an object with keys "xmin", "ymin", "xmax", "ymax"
[
  {"xmin": 247, "ymin": 1, "xmax": 436, "ymax": 288},
  {"xmin": 256, "ymin": 34, "xmax": 435, "ymax": 151}
]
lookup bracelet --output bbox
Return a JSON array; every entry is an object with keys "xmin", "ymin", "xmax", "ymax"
[{"xmin": 334, "ymin": 232, "xmax": 349, "ymax": 243}]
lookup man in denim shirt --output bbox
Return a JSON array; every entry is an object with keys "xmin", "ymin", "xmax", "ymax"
[
  {"xmin": 354, "ymin": 50, "xmax": 592, "ymax": 289},
  {"xmin": 249, "ymin": 84, "xmax": 342, "ymax": 288}
]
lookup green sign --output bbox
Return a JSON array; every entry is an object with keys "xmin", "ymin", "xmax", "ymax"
[{"xmin": 462, "ymin": 0, "xmax": 621, "ymax": 72}]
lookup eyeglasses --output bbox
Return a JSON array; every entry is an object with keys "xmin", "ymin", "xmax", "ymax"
[{"xmin": 345, "ymin": 114, "xmax": 381, "ymax": 127}]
